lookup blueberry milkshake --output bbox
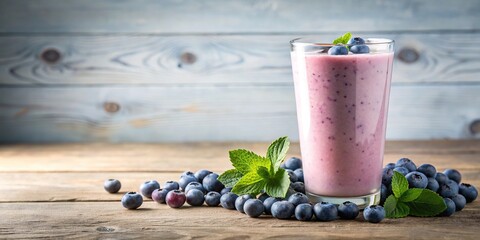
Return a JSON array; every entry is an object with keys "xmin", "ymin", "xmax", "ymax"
[{"xmin": 290, "ymin": 37, "xmax": 394, "ymax": 207}]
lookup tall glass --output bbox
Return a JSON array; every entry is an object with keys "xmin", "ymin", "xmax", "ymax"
[{"xmin": 290, "ymin": 38, "xmax": 394, "ymax": 208}]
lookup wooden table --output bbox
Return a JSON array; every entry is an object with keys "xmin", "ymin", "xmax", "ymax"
[{"xmin": 1, "ymin": 141, "xmax": 479, "ymax": 239}]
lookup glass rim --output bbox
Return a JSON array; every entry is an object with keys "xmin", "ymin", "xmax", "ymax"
[{"xmin": 290, "ymin": 37, "xmax": 394, "ymax": 47}]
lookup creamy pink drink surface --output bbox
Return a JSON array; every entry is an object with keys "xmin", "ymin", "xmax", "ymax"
[{"xmin": 292, "ymin": 52, "xmax": 394, "ymax": 197}]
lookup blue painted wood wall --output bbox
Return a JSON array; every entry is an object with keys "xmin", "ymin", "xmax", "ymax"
[{"xmin": 0, "ymin": 0, "xmax": 479, "ymax": 142}]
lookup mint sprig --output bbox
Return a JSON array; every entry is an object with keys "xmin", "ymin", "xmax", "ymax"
[
  {"xmin": 385, "ymin": 172, "xmax": 447, "ymax": 218},
  {"xmin": 218, "ymin": 136, "xmax": 290, "ymax": 198},
  {"xmin": 332, "ymin": 32, "xmax": 352, "ymax": 45}
]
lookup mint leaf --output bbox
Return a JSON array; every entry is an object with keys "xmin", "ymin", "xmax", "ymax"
[
  {"xmin": 332, "ymin": 32, "xmax": 352, "ymax": 45},
  {"xmin": 218, "ymin": 169, "xmax": 243, "ymax": 188},
  {"xmin": 264, "ymin": 168, "xmax": 290, "ymax": 198},
  {"xmin": 229, "ymin": 149, "xmax": 270, "ymax": 175},
  {"xmin": 384, "ymin": 195, "xmax": 410, "ymax": 218},
  {"xmin": 257, "ymin": 166, "xmax": 270, "ymax": 180},
  {"xmin": 399, "ymin": 188, "xmax": 423, "ymax": 202},
  {"xmin": 231, "ymin": 171, "xmax": 266, "ymax": 195},
  {"xmin": 392, "ymin": 171, "xmax": 409, "ymax": 198},
  {"xmin": 266, "ymin": 136, "xmax": 290, "ymax": 172},
  {"xmin": 406, "ymin": 189, "xmax": 447, "ymax": 217}
]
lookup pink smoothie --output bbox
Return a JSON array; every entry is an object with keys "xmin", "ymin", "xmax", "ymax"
[{"xmin": 291, "ymin": 52, "xmax": 394, "ymax": 197}]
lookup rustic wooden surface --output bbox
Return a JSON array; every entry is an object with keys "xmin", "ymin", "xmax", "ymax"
[
  {"xmin": 0, "ymin": 141, "xmax": 479, "ymax": 239},
  {"xmin": 0, "ymin": 0, "xmax": 479, "ymax": 142},
  {"xmin": 0, "ymin": 0, "xmax": 478, "ymax": 33}
]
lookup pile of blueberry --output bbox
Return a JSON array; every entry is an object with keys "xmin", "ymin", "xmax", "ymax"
[
  {"xmin": 328, "ymin": 37, "xmax": 370, "ymax": 55},
  {"xmin": 381, "ymin": 158, "xmax": 478, "ymax": 216},
  {"xmin": 104, "ymin": 157, "xmax": 477, "ymax": 222},
  {"xmin": 104, "ymin": 157, "xmax": 386, "ymax": 223}
]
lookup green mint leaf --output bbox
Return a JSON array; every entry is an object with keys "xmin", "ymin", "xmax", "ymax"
[
  {"xmin": 257, "ymin": 166, "xmax": 271, "ymax": 180},
  {"xmin": 218, "ymin": 169, "xmax": 243, "ymax": 188},
  {"xmin": 264, "ymin": 168, "xmax": 290, "ymax": 198},
  {"xmin": 406, "ymin": 189, "xmax": 447, "ymax": 217},
  {"xmin": 392, "ymin": 171, "xmax": 409, "ymax": 198},
  {"xmin": 266, "ymin": 136, "xmax": 290, "ymax": 172},
  {"xmin": 229, "ymin": 149, "xmax": 270, "ymax": 175},
  {"xmin": 332, "ymin": 32, "xmax": 352, "ymax": 45},
  {"xmin": 231, "ymin": 171, "xmax": 266, "ymax": 196},
  {"xmin": 399, "ymin": 188, "xmax": 423, "ymax": 202},
  {"xmin": 384, "ymin": 195, "xmax": 410, "ymax": 218}
]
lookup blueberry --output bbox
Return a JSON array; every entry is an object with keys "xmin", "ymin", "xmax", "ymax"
[
  {"xmin": 427, "ymin": 178, "xmax": 440, "ymax": 192},
  {"xmin": 163, "ymin": 181, "xmax": 179, "ymax": 191},
  {"xmin": 121, "ymin": 192, "xmax": 143, "ymax": 210},
  {"xmin": 382, "ymin": 167, "xmax": 394, "ymax": 186},
  {"xmin": 166, "ymin": 190, "xmax": 186, "ymax": 208},
  {"xmin": 363, "ymin": 205, "xmax": 385, "ymax": 223},
  {"xmin": 295, "ymin": 203, "xmax": 313, "ymax": 221},
  {"xmin": 439, "ymin": 180, "xmax": 459, "ymax": 198},
  {"xmin": 194, "ymin": 169, "xmax": 213, "ymax": 183},
  {"xmin": 220, "ymin": 192, "xmax": 238, "ymax": 210},
  {"xmin": 151, "ymin": 188, "xmax": 169, "ymax": 204},
  {"xmin": 235, "ymin": 194, "xmax": 253, "ymax": 213},
  {"xmin": 451, "ymin": 194, "xmax": 466, "ymax": 211},
  {"xmin": 347, "ymin": 37, "xmax": 366, "ymax": 45},
  {"xmin": 350, "ymin": 45, "xmax": 369, "ymax": 54},
  {"xmin": 293, "ymin": 169, "xmax": 304, "ymax": 183},
  {"xmin": 244, "ymin": 199, "xmax": 265, "ymax": 218},
  {"xmin": 435, "ymin": 172, "xmax": 449, "ymax": 185},
  {"xmin": 417, "ymin": 164, "xmax": 437, "ymax": 178},
  {"xmin": 202, "ymin": 173, "xmax": 225, "ymax": 193},
  {"xmin": 384, "ymin": 163, "xmax": 396, "ymax": 170},
  {"xmin": 140, "ymin": 180, "xmax": 160, "ymax": 198},
  {"xmin": 271, "ymin": 201, "xmax": 295, "ymax": 219},
  {"xmin": 393, "ymin": 167, "xmax": 409, "ymax": 176},
  {"xmin": 104, "ymin": 179, "xmax": 121, "ymax": 193},
  {"xmin": 380, "ymin": 184, "xmax": 388, "ymax": 205},
  {"xmin": 181, "ymin": 171, "xmax": 195, "ymax": 178},
  {"xmin": 220, "ymin": 187, "xmax": 232, "ymax": 195},
  {"xmin": 338, "ymin": 201, "xmax": 359, "ymax": 220},
  {"xmin": 328, "ymin": 45, "xmax": 348, "ymax": 55},
  {"xmin": 185, "ymin": 182, "xmax": 206, "ymax": 194},
  {"xmin": 258, "ymin": 192, "xmax": 270, "ymax": 202},
  {"xmin": 186, "ymin": 189, "xmax": 205, "ymax": 206},
  {"xmin": 405, "ymin": 171, "xmax": 428, "ymax": 189},
  {"xmin": 179, "ymin": 175, "xmax": 198, "ymax": 191},
  {"xmin": 284, "ymin": 157, "xmax": 302, "ymax": 170},
  {"xmin": 285, "ymin": 187, "xmax": 297, "ymax": 199},
  {"xmin": 288, "ymin": 192, "xmax": 309, "ymax": 207},
  {"xmin": 439, "ymin": 198, "xmax": 456, "ymax": 217},
  {"xmin": 459, "ymin": 183, "xmax": 478, "ymax": 203},
  {"xmin": 396, "ymin": 158, "xmax": 417, "ymax": 172},
  {"xmin": 286, "ymin": 169, "xmax": 298, "ymax": 183},
  {"xmin": 263, "ymin": 197, "xmax": 281, "ymax": 215},
  {"xmin": 313, "ymin": 202, "xmax": 338, "ymax": 221},
  {"xmin": 444, "ymin": 169, "xmax": 461, "ymax": 184},
  {"xmin": 205, "ymin": 191, "xmax": 221, "ymax": 206},
  {"xmin": 291, "ymin": 182, "xmax": 305, "ymax": 194}
]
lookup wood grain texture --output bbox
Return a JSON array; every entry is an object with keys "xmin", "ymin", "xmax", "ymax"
[
  {"xmin": 0, "ymin": 0, "xmax": 478, "ymax": 33},
  {"xmin": 0, "ymin": 142, "xmax": 479, "ymax": 173},
  {"xmin": 0, "ymin": 33, "xmax": 479, "ymax": 85},
  {"xmin": 0, "ymin": 142, "xmax": 479, "ymax": 239},
  {"xmin": 0, "ymin": 85, "xmax": 479, "ymax": 142},
  {"xmin": 0, "ymin": 201, "xmax": 479, "ymax": 239}
]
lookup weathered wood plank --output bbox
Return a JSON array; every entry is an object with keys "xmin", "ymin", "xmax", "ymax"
[
  {"xmin": 0, "ymin": 202, "xmax": 478, "ymax": 239},
  {"xmin": 1, "ymin": 142, "xmax": 479, "ymax": 173},
  {"xmin": 0, "ymin": 85, "xmax": 479, "ymax": 142},
  {"xmin": 0, "ymin": 0, "xmax": 478, "ymax": 33},
  {"xmin": 0, "ymin": 33, "xmax": 479, "ymax": 85},
  {"xmin": 1, "ymin": 170, "xmax": 479, "ymax": 202}
]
